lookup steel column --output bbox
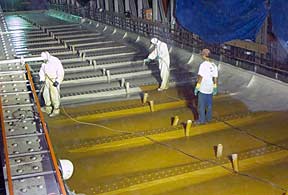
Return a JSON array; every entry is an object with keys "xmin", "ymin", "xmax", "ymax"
[
  {"xmin": 118, "ymin": 0, "xmax": 124, "ymax": 13},
  {"xmin": 142, "ymin": 0, "xmax": 149, "ymax": 9},
  {"xmin": 125, "ymin": 0, "xmax": 130, "ymax": 12},
  {"xmin": 152, "ymin": 0, "xmax": 158, "ymax": 21},
  {"xmin": 96, "ymin": 0, "xmax": 100, "ymax": 9},
  {"xmin": 99, "ymin": 0, "xmax": 105, "ymax": 9},
  {"xmin": 104, "ymin": 0, "xmax": 109, "ymax": 11},
  {"xmin": 89, "ymin": 0, "xmax": 95, "ymax": 16},
  {"xmin": 137, "ymin": 0, "xmax": 143, "ymax": 18},
  {"xmin": 170, "ymin": 0, "xmax": 176, "ymax": 25},
  {"xmin": 71, "ymin": 0, "xmax": 76, "ymax": 6},
  {"xmin": 114, "ymin": 0, "xmax": 119, "ymax": 13},
  {"xmin": 158, "ymin": 0, "xmax": 167, "ymax": 22},
  {"xmin": 75, "ymin": 0, "xmax": 80, "ymax": 8},
  {"xmin": 130, "ymin": 0, "xmax": 137, "ymax": 16},
  {"xmin": 162, "ymin": 0, "xmax": 168, "ymax": 13}
]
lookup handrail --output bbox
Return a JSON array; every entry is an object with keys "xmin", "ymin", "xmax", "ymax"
[
  {"xmin": 25, "ymin": 64, "xmax": 67, "ymax": 195},
  {"xmin": 0, "ymin": 97, "xmax": 14, "ymax": 195},
  {"xmin": 0, "ymin": 56, "xmax": 43, "ymax": 65}
]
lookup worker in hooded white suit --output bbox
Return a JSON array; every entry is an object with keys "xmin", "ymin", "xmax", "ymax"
[
  {"xmin": 144, "ymin": 38, "xmax": 170, "ymax": 91},
  {"xmin": 39, "ymin": 51, "xmax": 64, "ymax": 117}
]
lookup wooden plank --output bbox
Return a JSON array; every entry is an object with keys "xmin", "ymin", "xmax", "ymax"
[{"xmin": 226, "ymin": 40, "xmax": 268, "ymax": 54}]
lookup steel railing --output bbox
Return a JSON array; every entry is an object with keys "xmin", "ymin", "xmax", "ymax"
[{"xmin": 46, "ymin": 4, "xmax": 288, "ymax": 83}]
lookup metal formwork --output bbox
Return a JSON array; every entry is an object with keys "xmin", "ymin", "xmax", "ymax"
[
  {"xmin": 12, "ymin": 13, "xmax": 196, "ymax": 106},
  {"xmin": 0, "ymin": 60, "xmax": 67, "ymax": 195}
]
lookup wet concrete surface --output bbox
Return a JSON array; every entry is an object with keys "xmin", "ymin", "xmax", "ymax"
[{"xmin": 45, "ymin": 86, "xmax": 288, "ymax": 195}]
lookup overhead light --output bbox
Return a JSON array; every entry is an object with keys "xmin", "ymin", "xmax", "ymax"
[
  {"xmin": 222, "ymin": 45, "xmax": 230, "ymax": 50},
  {"xmin": 244, "ymin": 51, "xmax": 252, "ymax": 55}
]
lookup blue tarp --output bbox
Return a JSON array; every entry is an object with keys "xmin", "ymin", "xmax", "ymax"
[
  {"xmin": 175, "ymin": 0, "xmax": 268, "ymax": 44},
  {"xmin": 271, "ymin": 0, "xmax": 288, "ymax": 52}
]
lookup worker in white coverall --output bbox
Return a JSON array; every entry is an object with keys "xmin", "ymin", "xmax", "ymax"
[
  {"xmin": 144, "ymin": 38, "xmax": 170, "ymax": 91},
  {"xmin": 39, "ymin": 51, "xmax": 64, "ymax": 117}
]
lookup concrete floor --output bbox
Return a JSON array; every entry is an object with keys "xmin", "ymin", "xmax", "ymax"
[{"xmin": 45, "ymin": 86, "xmax": 288, "ymax": 195}]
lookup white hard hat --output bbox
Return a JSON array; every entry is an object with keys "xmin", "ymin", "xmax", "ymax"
[
  {"xmin": 41, "ymin": 51, "xmax": 50, "ymax": 61},
  {"xmin": 151, "ymin": 38, "xmax": 158, "ymax": 44},
  {"xmin": 59, "ymin": 159, "xmax": 74, "ymax": 180}
]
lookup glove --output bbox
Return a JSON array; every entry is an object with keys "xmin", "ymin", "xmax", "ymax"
[
  {"xmin": 194, "ymin": 83, "xmax": 200, "ymax": 96},
  {"xmin": 40, "ymin": 81, "xmax": 45, "ymax": 85},
  {"xmin": 144, "ymin": 58, "xmax": 151, "ymax": 64},
  {"xmin": 53, "ymin": 81, "xmax": 59, "ymax": 87},
  {"xmin": 213, "ymin": 84, "xmax": 218, "ymax": 96}
]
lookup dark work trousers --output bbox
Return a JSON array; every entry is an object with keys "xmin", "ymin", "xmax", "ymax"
[{"xmin": 198, "ymin": 92, "xmax": 213, "ymax": 123}]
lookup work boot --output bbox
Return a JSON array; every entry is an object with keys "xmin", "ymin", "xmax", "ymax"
[
  {"xmin": 49, "ymin": 109, "xmax": 60, "ymax": 117},
  {"xmin": 157, "ymin": 87, "xmax": 168, "ymax": 91},
  {"xmin": 41, "ymin": 106, "xmax": 52, "ymax": 114},
  {"xmin": 193, "ymin": 120, "xmax": 205, "ymax": 125}
]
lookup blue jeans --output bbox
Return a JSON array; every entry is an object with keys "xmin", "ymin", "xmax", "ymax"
[{"xmin": 198, "ymin": 92, "xmax": 213, "ymax": 123}]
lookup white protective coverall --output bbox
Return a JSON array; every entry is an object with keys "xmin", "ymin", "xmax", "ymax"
[
  {"xmin": 148, "ymin": 38, "xmax": 170, "ymax": 90},
  {"xmin": 39, "ymin": 52, "xmax": 64, "ymax": 116}
]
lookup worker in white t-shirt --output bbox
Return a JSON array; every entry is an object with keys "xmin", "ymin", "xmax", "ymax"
[{"xmin": 194, "ymin": 48, "xmax": 218, "ymax": 124}]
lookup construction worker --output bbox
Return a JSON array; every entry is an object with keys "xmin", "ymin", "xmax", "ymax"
[
  {"xmin": 39, "ymin": 51, "xmax": 64, "ymax": 117},
  {"xmin": 144, "ymin": 38, "xmax": 170, "ymax": 91},
  {"xmin": 194, "ymin": 48, "xmax": 218, "ymax": 124}
]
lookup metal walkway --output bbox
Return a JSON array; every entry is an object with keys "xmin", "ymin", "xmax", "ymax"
[{"xmin": 0, "ymin": 60, "xmax": 67, "ymax": 194}]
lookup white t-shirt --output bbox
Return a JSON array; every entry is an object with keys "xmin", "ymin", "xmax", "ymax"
[{"xmin": 198, "ymin": 61, "xmax": 218, "ymax": 94}]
